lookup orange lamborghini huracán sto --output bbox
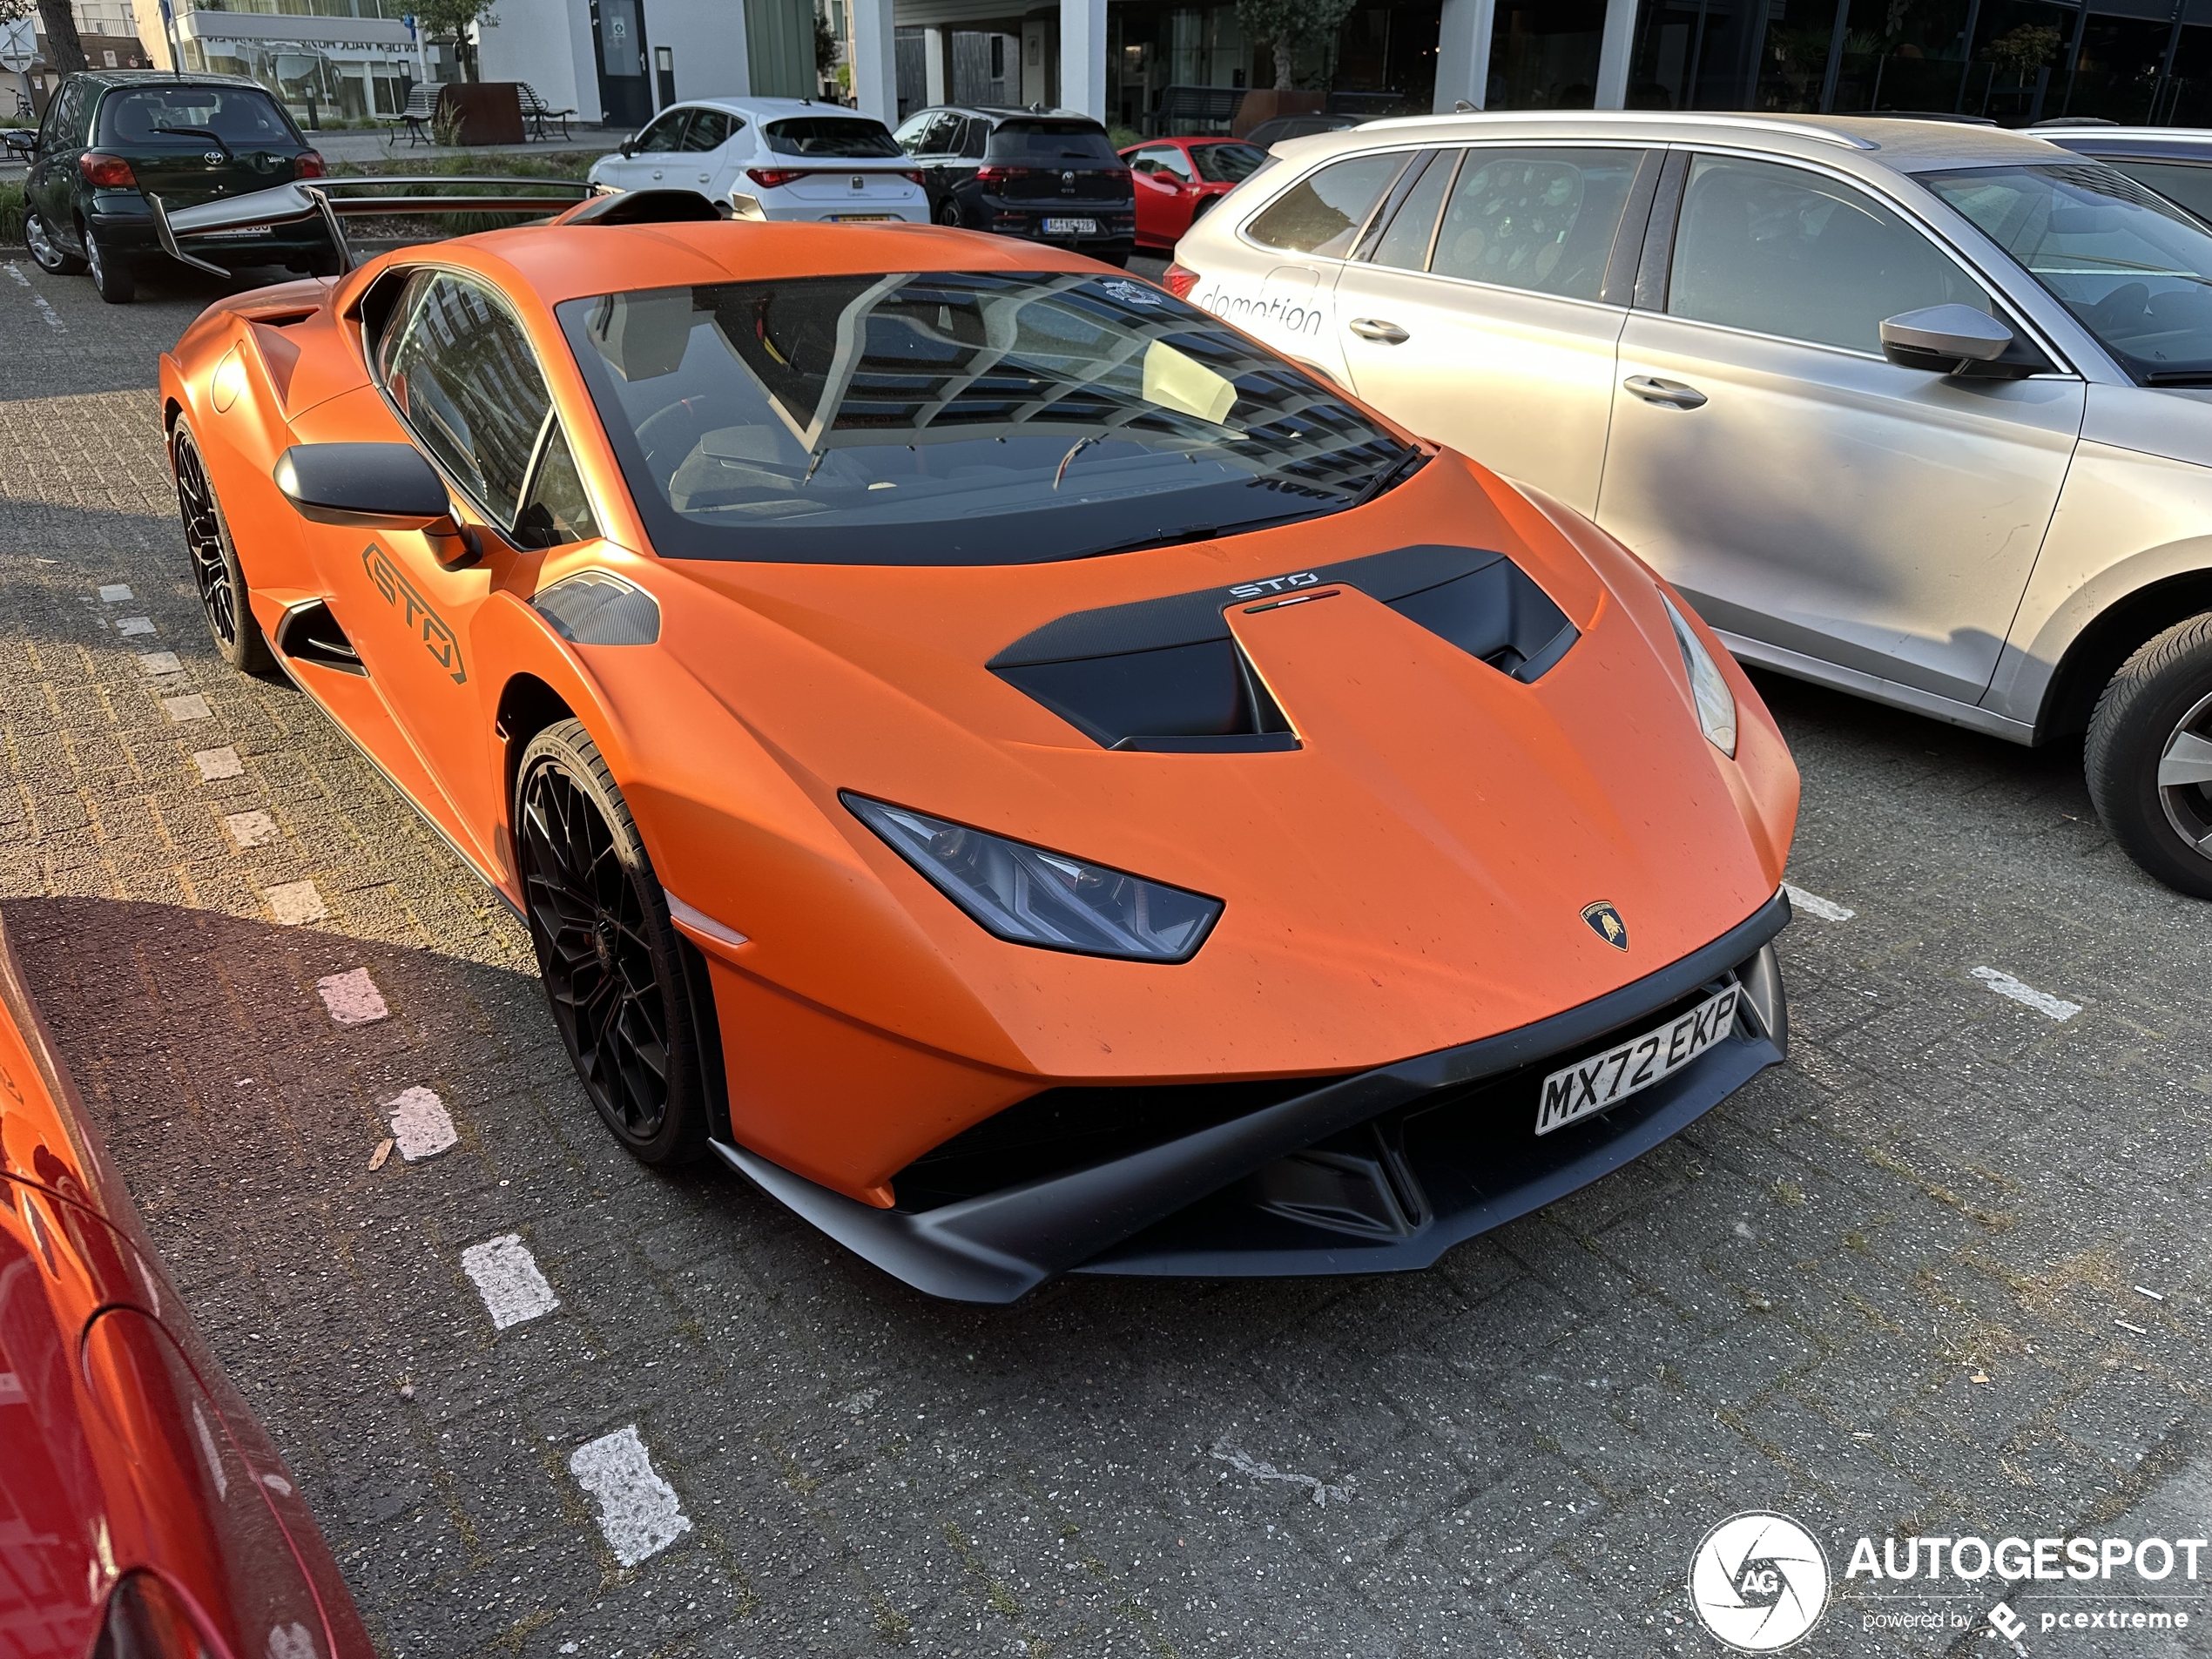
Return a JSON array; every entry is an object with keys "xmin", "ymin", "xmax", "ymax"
[{"xmin": 158, "ymin": 196, "xmax": 1799, "ymax": 1301}]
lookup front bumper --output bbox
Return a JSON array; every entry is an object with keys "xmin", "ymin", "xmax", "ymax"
[{"xmin": 712, "ymin": 890, "xmax": 1791, "ymax": 1302}]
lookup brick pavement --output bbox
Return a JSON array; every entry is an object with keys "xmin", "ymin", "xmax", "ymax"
[{"xmin": 1, "ymin": 250, "xmax": 2208, "ymax": 1659}]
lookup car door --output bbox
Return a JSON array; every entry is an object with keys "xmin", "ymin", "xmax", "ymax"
[
  {"xmin": 313, "ymin": 270, "xmax": 600, "ymax": 848},
  {"xmin": 27, "ymin": 74, "xmax": 90, "ymax": 250},
  {"xmin": 674, "ymin": 105, "xmax": 732, "ymax": 200},
  {"xmin": 895, "ymin": 110, "xmax": 963, "ymax": 215},
  {"xmin": 1334, "ymin": 144, "xmax": 1654, "ymax": 515},
  {"xmin": 1598, "ymin": 152, "xmax": 2087, "ymax": 705},
  {"xmin": 601, "ymin": 105, "xmax": 690, "ymax": 192},
  {"xmin": 1128, "ymin": 142, "xmax": 1194, "ymax": 244}
]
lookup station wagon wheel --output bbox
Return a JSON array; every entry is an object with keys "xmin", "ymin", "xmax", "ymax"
[
  {"xmin": 171, "ymin": 421, "xmax": 275, "ymax": 675},
  {"xmin": 2086, "ymin": 612, "xmax": 2212, "ymax": 900},
  {"xmin": 23, "ymin": 210, "xmax": 87, "ymax": 275},
  {"xmin": 516, "ymin": 719, "xmax": 708, "ymax": 1164}
]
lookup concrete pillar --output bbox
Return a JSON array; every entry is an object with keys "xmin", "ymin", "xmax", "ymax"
[
  {"xmin": 1433, "ymin": 0, "xmax": 1494, "ymax": 112},
  {"xmin": 923, "ymin": 24, "xmax": 946, "ymax": 106},
  {"xmin": 850, "ymin": 0, "xmax": 895, "ymax": 123},
  {"xmin": 1595, "ymin": 0, "xmax": 1639, "ymax": 110},
  {"xmin": 1059, "ymin": 0, "xmax": 1105, "ymax": 119}
]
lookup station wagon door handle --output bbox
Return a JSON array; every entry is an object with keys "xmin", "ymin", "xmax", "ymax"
[
  {"xmin": 1624, "ymin": 374, "xmax": 1707, "ymax": 410},
  {"xmin": 1348, "ymin": 317, "xmax": 1410, "ymax": 344}
]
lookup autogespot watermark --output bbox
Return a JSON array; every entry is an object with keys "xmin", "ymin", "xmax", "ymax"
[{"xmin": 1687, "ymin": 1514, "xmax": 2210, "ymax": 1652}]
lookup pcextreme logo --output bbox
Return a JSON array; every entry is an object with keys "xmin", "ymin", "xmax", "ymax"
[
  {"xmin": 362, "ymin": 543, "xmax": 466, "ymax": 685},
  {"xmin": 1689, "ymin": 1512, "xmax": 1832, "ymax": 1652}
]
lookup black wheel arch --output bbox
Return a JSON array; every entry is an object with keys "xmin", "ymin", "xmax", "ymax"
[{"xmin": 2038, "ymin": 569, "xmax": 2212, "ymax": 743}]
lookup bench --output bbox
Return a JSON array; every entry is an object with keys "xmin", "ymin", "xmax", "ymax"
[
  {"xmin": 385, "ymin": 82, "xmax": 438, "ymax": 146},
  {"xmin": 518, "ymin": 82, "xmax": 575, "ymax": 142},
  {"xmin": 1149, "ymin": 84, "xmax": 1244, "ymax": 137}
]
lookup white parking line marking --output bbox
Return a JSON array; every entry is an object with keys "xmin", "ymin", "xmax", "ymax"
[
  {"xmin": 223, "ymin": 810, "xmax": 277, "ymax": 849},
  {"xmin": 1783, "ymin": 882, "xmax": 1856, "ymax": 922},
  {"xmin": 314, "ymin": 966, "xmax": 386, "ymax": 1022},
  {"xmin": 161, "ymin": 694, "xmax": 212, "ymax": 723},
  {"xmin": 7, "ymin": 264, "xmax": 67, "ymax": 332},
  {"xmin": 266, "ymin": 880, "xmax": 327, "ymax": 927},
  {"xmin": 1971, "ymin": 967, "xmax": 2082, "ymax": 1022},
  {"xmin": 99, "ymin": 584, "xmax": 135, "ymax": 603},
  {"xmin": 136, "ymin": 651, "xmax": 182, "ymax": 675},
  {"xmin": 193, "ymin": 745, "xmax": 244, "ymax": 781},
  {"xmin": 462, "ymin": 1234, "xmax": 558, "ymax": 1329},
  {"xmin": 569, "ymin": 1426, "xmax": 691, "ymax": 1566},
  {"xmin": 117, "ymin": 616, "xmax": 156, "ymax": 637},
  {"xmin": 381, "ymin": 1085, "xmax": 456, "ymax": 1160}
]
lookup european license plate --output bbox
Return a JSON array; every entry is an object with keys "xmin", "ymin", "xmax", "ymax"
[
  {"xmin": 830, "ymin": 212, "xmax": 895, "ymax": 222},
  {"xmin": 1043, "ymin": 216, "xmax": 1097, "ymax": 235},
  {"xmin": 1534, "ymin": 985, "xmax": 1739, "ymax": 1136}
]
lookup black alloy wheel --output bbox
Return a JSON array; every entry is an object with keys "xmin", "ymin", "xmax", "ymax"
[
  {"xmin": 24, "ymin": 210, "xmax": 87, "ymax": 275},
  {"xmin": 171, "ymin": 421, "xmax": 275, "ymax": 674},
  {"xmin": 516, "ymin": 719, "xmax": 708, "ymax": 1163},
  {"xmin": 934, "ymin": 195, "xmax": 964, "ymax": 226},
  {"xmin": 2087, "ymin": 610, "xmax": 2212, "ymax": 900}
]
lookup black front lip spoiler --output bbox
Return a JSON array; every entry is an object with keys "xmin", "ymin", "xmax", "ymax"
[{"xmin": 711, "ymin": 891, "xmax": 1792, "ymax": 1303}]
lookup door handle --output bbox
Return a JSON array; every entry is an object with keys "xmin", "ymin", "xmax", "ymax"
[
  {"xmin": 1349, "ymin": 317, "xmax": 1410, "ymax": 344},
  {"xmin": 1623, "ymin": 374, "xmax": 1707, "ymax": 409}
]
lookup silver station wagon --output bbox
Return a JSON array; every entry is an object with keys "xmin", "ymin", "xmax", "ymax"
[{"xmin": 1171, "ymin": 111, "xmax": 2212, "ymax": 900}]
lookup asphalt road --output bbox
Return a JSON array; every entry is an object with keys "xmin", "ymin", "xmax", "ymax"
[{"xmin": 3, "ymin": 246, "xmax": 2209, "ymax": 1659}]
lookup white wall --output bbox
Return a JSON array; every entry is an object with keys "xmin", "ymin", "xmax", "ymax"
[
  {"xmin": 475, "ymin": 0, "xmax": 591, "ymax": 119},
  {"xmin": 849, "ymin": 0, "xmax": 895, "ymax": 123},
  {"xmin": 1056, "ymin": 0, "xmax": 1102, "ymax": 119}
]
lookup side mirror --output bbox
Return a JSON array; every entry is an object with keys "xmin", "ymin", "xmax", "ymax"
[
  {"xmin": 1879, "ymin": 305, "xmax": 2026, "ymax": 377},
  {"xmin": 2, "ymin": 131, "xmax": 32, "ymax": 158},
  {"xmin": 618, "ymin": 138, "xmax": 636, "ymax": 157},
  {"xmin": 274, "ymin": 443, "xmax": 479, "ymax": 563}
]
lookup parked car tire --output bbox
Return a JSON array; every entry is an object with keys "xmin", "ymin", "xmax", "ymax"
[
  {"xmin": 934, "ymin": 197, "xmax": 963, "ymax": 227},
  {"xmin": 85, "ymin": 226, "xmax": 134, "ymax": 304},
  {"xmin": 171, "ymin": 420, "xmax": 277, "ymax": 677},
  {"xmin": 2086, "ymin": 611, "xmax": 2212, "ymax": 900},
  {"xmin": 24, "ymin": 209, "xmax": 87, "ymax": 275},
  {"xmin": 515, "ymin": 718, "xmax": 711, "ymax": 1165}
]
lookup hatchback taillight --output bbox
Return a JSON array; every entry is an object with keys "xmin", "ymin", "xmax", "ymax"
[
  {"xmin": 974, "ymin": 165, "xmax": 1033, "ymax": 188},
  {"xmin": 79, "ymin": 151, "xmax": 135, "ymax": 187},
  {"xmin": 746, "ymin": 167, "xmax": 806, "ymax": 189},
  {"xmin": 294, "ymin": 150, "xmax": 326, "ymax": 179},
  {"xmin": 898, "ymin": 168, "xmax": 924, "ymax": 185},
  {"xmin": 1163, "ymin": 262, "xmax": 1199, "ymax": 300}
]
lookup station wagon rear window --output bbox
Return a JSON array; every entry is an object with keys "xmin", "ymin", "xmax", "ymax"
[{"xmin": 560, "ymin": 270, "xmax": 1418, "ymax": 566}]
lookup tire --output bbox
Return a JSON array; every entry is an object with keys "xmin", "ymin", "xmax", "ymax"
[
  {"xmin": 934, "ymin": 196, "xmax": 963, "ymax": 227},
  {"xmin": 24, "ymin": 209, "xmax": 87, "ymax": 274},
  {"xmin": 2085, "ymin": 610, "xmax": 2212, "ymax": 900},
  {"xmin": 84, "ymin": 226, "xmax": 134, "ymax": 304},
  {"xmin": 515, "ymin": 719, "xmax": 711, "ymax": 1164},
  {"xmin": 171, "ymin": 421, "xmax": 277, "ymax": 676},
  {"xmin": 1190, "ymin": 194, "xmax": 1217, "ymax": 224}
]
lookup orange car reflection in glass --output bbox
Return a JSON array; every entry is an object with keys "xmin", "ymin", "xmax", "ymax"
[{"xmin": 158, "ymin": 210, "xmax": 1800, "ymax": 1302}]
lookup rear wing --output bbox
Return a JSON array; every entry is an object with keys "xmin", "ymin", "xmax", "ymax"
[{"xmin": 146, "ymin": 175, "xmax": 602, "ymax": 275}]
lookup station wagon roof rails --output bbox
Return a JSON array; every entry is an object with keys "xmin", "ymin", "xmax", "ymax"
[{"xmin": 1355, "ymin": 109, "xmax": 1882, "ymax": 151}]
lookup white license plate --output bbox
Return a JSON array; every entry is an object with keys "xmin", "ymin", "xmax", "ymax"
[
  {"xmin": 1534, "ymin": 985, "xmax": 1739, "ymax": 1136},
  {"xmin": 1042, "ymin": 216, "xmax": 1097, "ymax": 235}
]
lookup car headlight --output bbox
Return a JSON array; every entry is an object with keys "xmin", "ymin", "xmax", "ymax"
[
  {"xmin": 842, "ymin": 792, "xmax": 1222, "ymax": 962},
  {"xmin": 1661, "ymin": 594, "xmax": 1737, "ymax": 758}
]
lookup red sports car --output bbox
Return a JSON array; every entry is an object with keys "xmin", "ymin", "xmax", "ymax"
[
  {"xmin": 1119, "ymin": 137, "xmax": 1269, "ymax": 251},
  {"xmin": 0, "ymin": 918, "xmax": 374, "ymax": 1659}
]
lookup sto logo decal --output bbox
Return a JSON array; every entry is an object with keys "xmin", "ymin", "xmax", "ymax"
[{"xmin": 363, "ymin": 543, "xmax": 467, "ymax": 685}]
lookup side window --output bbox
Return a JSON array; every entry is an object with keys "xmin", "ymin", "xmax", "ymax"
[
  {"xmin": 681, "ymin": 109, "xmax": 731, "ymax": 152},
  {"xmin": 1244, "ymin": 152, "xmax": 1409, "ymax": 259},
  {"xmin": 1140, "ymin": 145, "xmax": 1192, "ymax": 181},
  {"xmin": 379, "ymin": 273, "xmax": 553, "ymax": 530},
  {"xmin": 1669, "ymin": 155, "xmax": 1992, "ymax": 354},
  {"xmin": 515, "ymin": 426, "xmax": 600, "ymax": 550},
  {"xmin": 635, "ymin": 109, "xmax": 690, "ymax": 153},
  {"xmin": 1368, "ymin": 150, "xmax": 1453, "ymax": 272},
  {"xmin": 922, "ymin": 112, "xmax": 963, "ymax": 155},
  {"xmin": 959, "ymin": 118, "xmax": 989, "ymax": 158},
  {"xmin": 894, "ymin": 112, "xmax": 931, "ymax": 153},
  {"xmin": 44, "ymin": 78, "xmax": 86, "ymax": 150},
  {"xmin": 1427, "ymin": 147, "xmax": 1644, "ymax": 302},
  {"xmin": 2107, "ymin": 159, "xmax": 2212, "ymax": 226}
]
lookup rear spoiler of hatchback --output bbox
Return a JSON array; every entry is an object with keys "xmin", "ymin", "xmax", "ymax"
[{"xmin": 145, "ymin": 175, "xmax": 602, "ymax": 276}]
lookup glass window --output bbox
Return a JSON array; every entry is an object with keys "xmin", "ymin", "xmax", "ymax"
[
  {"xmin": 985, "ymin": 120, "xmax": 1117, "ymax": 163},
  {"xmin": 959, "ymin": 118, "xmax": 989, "ymax": 158},
  {"xmin": 379, "ymin": 273, "xmax": 553, "ymax": 529},
  {"xmin": 2106, "ymin": 160, "xmax": 2212, "ymax": 228},
  {"xmin": 558, "ymin": 270, "xmax": 1418, "ymax": 566},
  {"xmin": 893, "ymin": 111, "xmax": 932, "ymax": 152},
  {"xmin": 1427, "ymin": 146, "xmax": 1641, "ymax": 300},
  {"xmin": 1244, "ymin": 152, "xmax": 1409, "ymax": 259},
  {"xmin": 1669, "ymin": 155, "xmax": 1990, "ymax": 353},
  {"xmin": 1487, "ymin": 0, "xmax": 1606, "ymax": 110},
  {"xmin": 1136, "ymin": 145, "xmax": 1193, "ymax": 181},
  {"xmin": 633, "ymin": 109, "xmax": 689, "ymax": 153},
  {"xmin": 99, "ymin": 84, "xmax": 299, "ymax": 146},
  {"xmin": 516, "ymin": 426, "xmax": 599, "ymax": 549},
  {"xmin": 761, "ymin": 116, "xmax": 902, "ymax": 157},
  {"xmin": 1191, "ymin": 142, "xmax": 1266, "ymax": 185},
  {"xmin": 680, "ymin": 109, "xmax": 732, "ymax": 152},
  {"xmin": 1925, "ymin": 162, "xmax": 2212, "ymax": 382},
  {"xmin": 1368, "ymin": 150, "xmax": 1452, "ymax": 272}
]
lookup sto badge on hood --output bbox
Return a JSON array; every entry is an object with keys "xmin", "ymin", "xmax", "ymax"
[{"xmin": 1581, "ymin": 901, "xmax": 1629, "ymax": 951}]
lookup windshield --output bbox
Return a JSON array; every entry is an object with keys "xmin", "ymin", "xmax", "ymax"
[
  {"xmin": 100, "ymin": 84, "xmax": 300, "ymax": 147},
  {"xmin": 987, "ymin": 122, "xmax": 1118, "ymax": 164},
  {"xmin": 762, "ymin": 116, "xmax": 902, "ymax": 158},
  {"xmin": 1192, "ymin": 142, "xmax": 1266, "ymax": 185},
  {"xmin": 1925, "ymin": 162, "xmax": 2212, "ymax": 383},
  {"xmin": 558, "ymin": 270, "xmax": 1417, "ymax": 565}
]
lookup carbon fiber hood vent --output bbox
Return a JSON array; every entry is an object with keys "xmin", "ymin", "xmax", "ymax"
[{"xmin": 988, "ymin": 543, "xmax": 1577, "ymax": 752}]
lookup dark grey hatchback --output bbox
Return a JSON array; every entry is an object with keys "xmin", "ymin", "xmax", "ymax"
[
  {"xmin": 893, "ymin": 105, "xmax": 1136, "ymax": 266},
  {"xmin": 11, "ymin": 70, "xmax": 332, "ymax": 304}
]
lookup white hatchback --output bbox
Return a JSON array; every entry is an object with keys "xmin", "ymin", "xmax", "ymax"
[{"xmin": 588, "ymin": 97, "xmax": 927, "ymax": 225}]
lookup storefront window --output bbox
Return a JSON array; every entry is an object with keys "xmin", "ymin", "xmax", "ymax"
[{"xmin": 1488, "ymin": 1, "xmax": 1606, "ymax": 108}]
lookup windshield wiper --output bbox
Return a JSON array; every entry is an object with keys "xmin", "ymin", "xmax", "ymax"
[
  {"xmin": 154, "ymin": 125, "xmax": 233, "ymax": 159},
  {"xmin": 2142, "ymin": 368, "xmax": 2212, "ymax": 385},
  {"xmin": 1058, "ymin": 508, "xmax": 1326, "ymax": 562},
  {"xmin": 1342, "ymin": 448, "xmax": 1426, "ymax": 510}
]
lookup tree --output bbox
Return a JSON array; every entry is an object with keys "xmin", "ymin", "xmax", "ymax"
[
  {"xmin": 412, "ymin": 0, "xmax": 495, "ymax": 81},
  {"xmin": 1234, "ymin": 0, "xmax": 1354, "ymax": 93},
  {"xmin": 0, "ymin": 0, "xmax": 87, "ymax": 77}
]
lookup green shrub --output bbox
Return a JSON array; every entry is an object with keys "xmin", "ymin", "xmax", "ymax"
[{"xmin": 0, "ymin": 180, "xmax": 23, "ymax": 244}]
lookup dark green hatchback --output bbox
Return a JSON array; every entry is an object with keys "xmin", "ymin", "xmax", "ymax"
[{"xmin": 12, "ymin": 70, "xmax": 334, "ymax": 304}]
